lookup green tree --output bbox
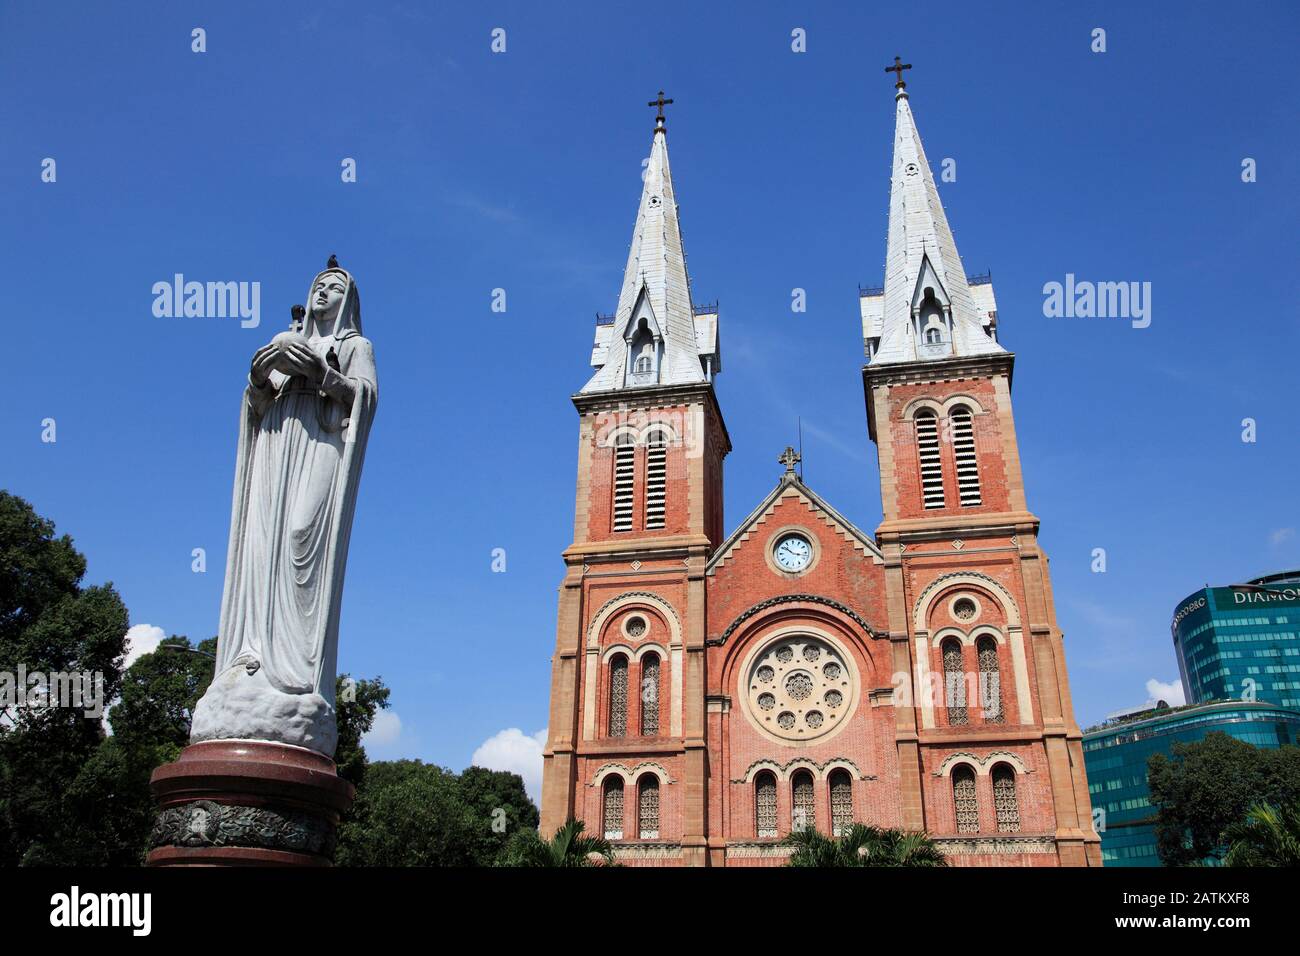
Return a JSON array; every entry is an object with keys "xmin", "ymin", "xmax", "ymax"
[
  {"xmin": 1148, "ymin": 732, "xmax": 1300, "ymax": 865},
  {"xmin": 497, "ymin": 819, "xmax": 614, "ymax": 868},
  {"xmin": 457, "ymin": 765, "xmax": 540, "ymax": 864},
  {"xmin": 336, "ymin": 759, "xmax": 538, "ymax": 866},
  {"xmin": 0, "ymin": 492, "xmax": 130, "ymax": 865},
  {"xmin": 336, "ymin": 760, "xmax": 479, "ymax": 866},
  {"xmin": 58, "ymin": 635, "xmax": 216, "ymax": 865},
  {"xmin": 334, "ymin": 673, "xmax": 389, "ymax": 790},
  {"xmin": 784, "ymin": 824, "xmax": 948, "ymax": 867},
  {"xmin": 1223, "ymin": 802, "xmax": 1300, "ymax": 867}
]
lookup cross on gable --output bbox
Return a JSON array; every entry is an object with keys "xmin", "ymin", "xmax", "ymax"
[
  {"xmin": 885, "ymin": 56, "xmax": 912, "ymax": 89},
  {"xmin": 779, "ymin": 446, "xmax": 802, "ymax": 474}
]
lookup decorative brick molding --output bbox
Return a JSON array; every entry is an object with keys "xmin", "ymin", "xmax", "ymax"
[
  {"xmin": 726, "ymin": 841, "xmax": 794, "ymax": 860},
  {"xmin": 731, "ymin": 756, "xmax": 874, "ymax": 784},
  {"xmin": 709, "ymin": 593, "xmax": 886, "ymax": 647},
  {"xmin": 589, "ymin": 761, "xmax": 674, "ymax": 786},
  {"xmin": 933, "ymin": 835, "xmax": 1056, "ymax": 856},
  {"xmin": 613, "ymin": 842, "xmax": 683, "ymax": 861}
]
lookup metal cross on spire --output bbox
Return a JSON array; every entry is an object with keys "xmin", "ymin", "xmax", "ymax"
[
  {"xmin": 779, "ymin": 445, "xmax": 802, "ymax": 476},
  {"xmin": 648, "ymin": 89, "xmax": 674, "ymax": 130},
  {"xmin": 884, "ymin": 56, "xmax": 912, "ymax": 89}
]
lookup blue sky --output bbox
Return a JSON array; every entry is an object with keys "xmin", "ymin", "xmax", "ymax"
[{"xmin": 2, "ymin": 1, "xmax": 1297, "ymax": 794}]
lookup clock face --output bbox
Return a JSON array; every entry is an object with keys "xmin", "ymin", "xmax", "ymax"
[{"xmin": 773, "ymin": 533, "xmax": 812, "ymax": 572}]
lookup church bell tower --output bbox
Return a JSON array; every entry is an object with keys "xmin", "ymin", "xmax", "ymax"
[
  {"xmin": 539, "ymin": 95, "xmax": 729, "ymax": 863},
  {"xmin": 861, "ymin": 63, "xmax": 1102, "ymax": 865}
]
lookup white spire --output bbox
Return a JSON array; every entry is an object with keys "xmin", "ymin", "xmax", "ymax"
[
  {"xmin": 582, "ymin": 115, "xmax": 714, "ymax": 393},
  {"xmin": 867, "ymin": 86, "xmax": 1004, "ymax": 365}
]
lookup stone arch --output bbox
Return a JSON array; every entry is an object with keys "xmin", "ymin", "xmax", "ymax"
[
  {"xmin": 913, "ymin": 572, "xmax": 1021, "ymax": 633},
  {"xmin": 901, "ymin": 397, "xmax": 945, "ymax": 421},
  {"xmin": 639, "ymin": 421, "xmax": 679, "ymax": 445},
  {"xmin": 934, "ymin": 750, "xmax": 1031, "ymax": 777},
  {"xmin": 584, "ymin": 592, "xmax": 684, "ymax": 741},
  {"xmin": 599, "ymin": 424, "xmax": 641, "ymax": 448},
  {"xmin": 941, "ymin": 394, "xmax": 986, "ymax": 416}
]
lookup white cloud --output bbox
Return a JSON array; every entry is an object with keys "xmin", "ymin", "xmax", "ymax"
[
  {"xmin": 1145, "ymin": 678, "xmax": 1186, "ymax": 707},
  {"xmin": 1270, "ymin": 527, "xmax": 1295, "ymax": 547},
  {"xmin": 362, "ymin": 709, "xmax": 402, "ymax": 748},
  {"xmin": 122, "ymin": 624, "xmax": 166, "ymax": 670},
  {"xmin": 472, "ymin": 727, "xmax": 547, "ymax": 804}
]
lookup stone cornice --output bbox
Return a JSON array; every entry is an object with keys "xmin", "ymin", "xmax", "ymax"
[
  {"xmin": 572, "ymin": 382, "xmax": 732, "ymax": 454},
  {"xmin": 876, "ymin": 511, "xmax": 1040, "ymax": 540}
]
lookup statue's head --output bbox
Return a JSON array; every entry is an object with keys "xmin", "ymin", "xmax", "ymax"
[
  {"xmin": 305, "ymin": 255, "xmax": 362, "ymax": 338},
  {"xmin": 310, "ymin": 271, "xmax": 348, "ymax": 324}
]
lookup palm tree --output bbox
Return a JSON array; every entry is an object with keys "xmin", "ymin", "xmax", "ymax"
[
  {"xmin": 1223, "ymin": 802, "xmax": 1300, "ymax": 867},
  {"xmin": 496, "ymin": 819, "xmax": 617, "ymax": 867},
  {"xmin": 785, "ymin": 824, "xmax": 948, "ymax": 867}
]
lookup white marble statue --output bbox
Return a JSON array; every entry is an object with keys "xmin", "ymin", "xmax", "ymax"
[{"xmin": 190, "ymin": 257, "xmax": 377, "ymax": 756}]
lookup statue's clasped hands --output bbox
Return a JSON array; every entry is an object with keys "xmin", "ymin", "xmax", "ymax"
[{"xmin": 250, "ymin": 332, "xmax": 326, "ymax": 387}]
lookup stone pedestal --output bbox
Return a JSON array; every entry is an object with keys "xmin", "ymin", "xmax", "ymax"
[{"xmin": 147, "ymin": 740, "xmax": 354, "ymax": 866}]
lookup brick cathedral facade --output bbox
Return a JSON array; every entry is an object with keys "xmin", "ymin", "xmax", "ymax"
[{"xmin": 539, "ymin": 82, "xmax": 1103, "ymax": 867}]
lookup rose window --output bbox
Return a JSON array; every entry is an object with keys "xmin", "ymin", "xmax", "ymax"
[
  {"xmin": 626, "ymin": 615, "xmax": 647, "ymax": 637},
  {"xmin": 744, "ymin": 635, "xmax": 854, "ymax": 742},
  {"xmin": 785, "ymin": 672, "xmax": 813, "ymax": 700}
]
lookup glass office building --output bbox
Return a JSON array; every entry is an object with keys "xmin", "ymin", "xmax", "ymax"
[
  {"xmin": 1172, "ymin": 570, "xmax": 1300, "ymax": 707},
  {"xmin": 1083, "ymin": 700, "xmax": 1300, "ymax": 866}
]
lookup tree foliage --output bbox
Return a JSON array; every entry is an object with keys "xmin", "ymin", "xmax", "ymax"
[
  {"xmin": 1223, "ymin": 802, "xmax": 1300, "ymax": 867},
  {"xmin": 0, "ymin": 491, "xmax": 130, "ymax": 865},
  {"xmin": 337, "ymin": 759, "xmax": 538, "ymax": 866},
  {"xmin": 496, "ymin": 819, "xmax": 613, "ymax": 867},
  {"xmin": 783, "ymin": 823, "xmax": 948, "ymax": 867},
  {"xmin": 1148, "ymin": 732, "xmax": 1300, "ymax": 866}
]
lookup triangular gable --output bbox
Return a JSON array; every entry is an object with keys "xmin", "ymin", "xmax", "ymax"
[{"xmin": 706, "ymin": 474, "xmax": 884, "ymax": 574}]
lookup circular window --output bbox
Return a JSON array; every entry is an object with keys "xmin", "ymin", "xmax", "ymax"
[
  {"xmin": 742, "ymin": 634, "xmax": 856, "ymax": 743},
  {"xmin": 953, "ymin": 599, "xmax": 976, "ymax": 621},
  {"xmin": 625, "ymin": 615, "xmax": 647, "ymax": 638}
]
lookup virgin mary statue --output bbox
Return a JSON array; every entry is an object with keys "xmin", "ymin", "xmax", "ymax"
[{"xmin": 191, "ymin": 256, "xmax": 377, "ymax": 756}]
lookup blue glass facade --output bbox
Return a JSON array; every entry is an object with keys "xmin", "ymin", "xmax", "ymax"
[
  {"xmin": 1082, "ymin": 701, "xmax": 1300, "ymax": 866},
  {"xmin": 1172, "ymin": 571, "xmax": 1300, "ymax": 707}
]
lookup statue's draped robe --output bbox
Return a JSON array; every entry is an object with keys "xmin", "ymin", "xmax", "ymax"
[{"xmin": 212, "ymin": 271, "xmax": 376, "ymax": 721}]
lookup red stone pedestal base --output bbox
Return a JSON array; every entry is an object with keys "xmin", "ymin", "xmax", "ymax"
[{"xmin": 147, "ymin": 740, "xmax": 354, "ymax": 867}]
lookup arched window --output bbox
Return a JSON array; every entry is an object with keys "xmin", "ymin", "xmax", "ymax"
[
  {"xmin": 829, "ymin": 770, "xmax": 853, "ymax": 837},
  {"xmin": 637, "ymin": 776, "xmax": 660, "ymax": 840},
  {"xmin": 755, "ymin": 772, "xmax": 778, "ymax": 838},
  {"xmin": 915, "ymin": 409, "xmax": 944, "ymax": 509},
  {"xmin": 949, "ymin": 405, "xmax": 981, "ymax": 507},
  {"xmin": 924, "ymin": 325, "xmax": 943, "ymax": 344},
  {"xmin": 634, "ymin": 351, "xmax": 653, "ymax": 374},
  {"xmin": 992, "ymin": 765, "xmax": 1020, "ymax": 833},
  {"xmin": 942, "ymin": 639, "xmax": 968, "ymax": 725},
  {"xmin": 602, "ymin": 776, "xmax": 625, "ymax": 840},
  {"xmin": 791, "ymin": 771, "xmax": 815, "ymax": 832},
  {"xmin": 639, "ymin": 653, "xmax": 660, "ymax": 736},
  {"xmin": 952, "ymin": 766, "xmax": 979, "ymax": 833},
  {"xmin": 608, "ymin": 655, "xmax": 628, "ymax": 738},
  {"xmin": 977, "ymin": 636, "xmax": 1004, "ymax": 724},
  {"xmin": 612, "ymin": 432, "xmax": 635, "ymax": 532},
  {"xmin": 644, "ymin": 431, "xmax": 667, "ymax": 530}
]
